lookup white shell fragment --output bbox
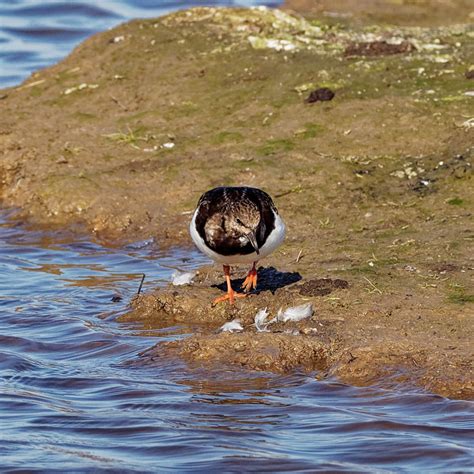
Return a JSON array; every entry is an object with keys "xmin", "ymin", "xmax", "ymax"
[
  {"xmin": 248, "ymin": 36, "xmax": 297, "ymax": 51},
  {"xmin": 277, "ymin": 303, "xmax": 313, "ymax": 322},
  {"xmin": 220, "ymin": 319, "xmax": 243, "ymax": 333},
  {"xmin": 63, "ymin": 83, "xmax": 98, "ymax": 95},
  {"xmin": 171, "ymin": 270, "xmax": 195, "ymax": 286}
]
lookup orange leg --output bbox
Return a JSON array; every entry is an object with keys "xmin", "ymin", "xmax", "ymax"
[
  {"xmin": 241, "ymin": 261, "xmax": 258, "ymax": 293},
  {"xmin": 213, "ymin": 265, "xmax": 247, "ymax": 305}
]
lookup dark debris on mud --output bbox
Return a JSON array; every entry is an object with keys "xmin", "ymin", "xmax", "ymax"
[
  {"xmin": 298, "ymin": 278, "xmax": 349, "ymax": 297},
  {"xmin": 305, "ymin": 87, "xmax": 335, "ymax": 103},
  {"xmin": 411, "ymin": 154, "xmax": 472, "ymax": 195},
  {"xmin": 344, "ymin": 40, "xmax": 416, "ymax": 57}
]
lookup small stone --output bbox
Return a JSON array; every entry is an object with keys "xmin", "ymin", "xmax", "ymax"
[{"xmin": 110, "ymin": 35, "xmax": 125, "ymax": 44}]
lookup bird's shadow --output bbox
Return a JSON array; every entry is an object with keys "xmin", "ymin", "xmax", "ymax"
[{"xmin": 213, "ymin": 266, "xmax": 302, "ymax": 295}]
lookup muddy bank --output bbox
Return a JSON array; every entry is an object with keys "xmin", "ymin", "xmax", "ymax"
[
  {"xmin": 122, "ymin": 265, "xmax": 472, "ymax": 399},
  {"xmin": 0, "ymin": 6, "xmax": 472, "ymax": 398},
  {"xmin": 284, "ymin": 0, "xmax": 474, "ymax": 27}
]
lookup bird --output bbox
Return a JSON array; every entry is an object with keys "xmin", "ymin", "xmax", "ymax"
[{"xmin": 190, "ymin": 186, "xmax": 286, "ymax": 304}]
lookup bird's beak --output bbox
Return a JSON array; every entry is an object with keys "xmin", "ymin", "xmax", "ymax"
[{"xmin": 246, "ymin": 231, "xmax": 260, "ymax": 255}]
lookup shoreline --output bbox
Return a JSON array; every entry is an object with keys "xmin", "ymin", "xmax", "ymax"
[{"xmin": 1, "ymin": 6, "xmax": 472, "ymax": 399}]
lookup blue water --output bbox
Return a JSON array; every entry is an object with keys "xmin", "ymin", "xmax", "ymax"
[
  {"xmin": 0, "ymin": 2, "xmax": 474, "ymax": 472},
  {"xmin": 0, "ymin": 0, "xmax": 281, "ymax": 88},
  {"xmin": 0, "ymin": 210, "xmax": 473, "ymax": 472}
]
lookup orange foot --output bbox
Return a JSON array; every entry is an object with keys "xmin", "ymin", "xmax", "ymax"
[
  {"xmin": 213, "ymin": 289, "xmax": 247, "ymax": 305},
  {"xmin": 241, "ymin": 267, "xmax": 258, "ymax": 293}
]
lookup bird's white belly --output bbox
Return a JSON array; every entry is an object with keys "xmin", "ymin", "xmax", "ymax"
[{"xmin": 190, "ymin": 211, "xmax": 285, "ymax": 265}]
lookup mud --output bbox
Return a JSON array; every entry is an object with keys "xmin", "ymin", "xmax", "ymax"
[
  {"xmin": 0, "ymin": 5, "xmax": 473, "ymax": 398},
  {"xmin": 284, "ymin": 0, "xmax": 474, "ymax": 26}
]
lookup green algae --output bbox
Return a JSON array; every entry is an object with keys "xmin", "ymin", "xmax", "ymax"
[
  {"xmin": 448, "ymin": 284, "xmax": 474, "ymax": 304},
  {"xmin": 446, "ymin": 197, "xmax": 464, "ymax": 205},
  {"xmin": 294, "ymin": 123, "xmax": 324, "ymax": 139},
  {"xmin": 212, "ymin": 131, "xmax": 244, "ymax": 144},
  {"xmin": 257, "ymin": 138, "xmax": 295, "ymax": 156},
  {"xmin": 448, "ymin": 293, "xmax": 474, "ymax": 304},
  {"xmin": 103, "ymin": 126, "xmax": 153, "ymax": 149}
]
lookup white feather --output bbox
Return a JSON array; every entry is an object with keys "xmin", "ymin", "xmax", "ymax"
[
  {"xmin": 254, "ymin": 308, "xmax": 274, "ymax": 332},
  {"xmin": 171, "ymin": 271, "xmax": 195, "ymax": 286},
  {"xmin": 219, "ymin": 319, "xmax": 243, "ymax": 333},
  {"xmin": 277, "ymin": 303, "xmax": 313, "ymax": 322}
]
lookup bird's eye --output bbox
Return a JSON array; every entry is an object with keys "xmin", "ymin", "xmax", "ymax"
[{"xmin": 236, "ymin": 218, "xmax": 244, "ymax": 226}]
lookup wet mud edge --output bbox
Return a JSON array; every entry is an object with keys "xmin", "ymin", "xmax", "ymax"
[{"xmin": 120, "ymin": 267, "xmax": 474, "ymax": 400}]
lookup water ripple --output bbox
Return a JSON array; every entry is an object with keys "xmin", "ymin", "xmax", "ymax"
[{"xmin": 0, "ymin": 0, "xmax": 281, "ymax": 88}]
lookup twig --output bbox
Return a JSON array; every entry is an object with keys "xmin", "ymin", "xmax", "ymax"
[
  {"xmin": 110, "ymin": 94, "xmax": 128, "ymax": 111},
  {"xmin": 363, "ymin": 276, "xmax": 382, "ymax": 294},
  {"xmin": 16, "ymin": 79, "xmax": 46, "ymax": 90},
  {"xmin": 137, "ymin": 273, "xmax": 146, "ymax": 295},
  {"xmin": 295, "ymin": 249, "xmax": 303, "ymax": 263},
  {"xmin": 275, "ymin": 185, "xmax": 302, "ymax": 198}
]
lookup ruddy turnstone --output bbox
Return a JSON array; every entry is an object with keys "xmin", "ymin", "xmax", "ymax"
[{"xmin": 190, "ymin": 186, "xmax": 286, "ymax": 304}]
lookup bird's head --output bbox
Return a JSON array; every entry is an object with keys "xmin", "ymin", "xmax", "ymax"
[
  {"xmin": 205, "ymin": 203, "xmax": 261, "ymax": 254},
  {"xmin": 228, "ymin": 209, "xmax": 261, "ymax": 254}
]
